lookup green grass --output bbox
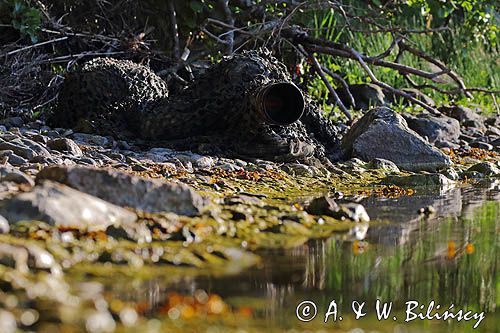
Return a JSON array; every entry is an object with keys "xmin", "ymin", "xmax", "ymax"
[{"xmin": 295, "ymin": 6, "xmax": 499, "ymax": 119}]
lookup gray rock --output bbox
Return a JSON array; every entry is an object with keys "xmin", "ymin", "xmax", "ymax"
[
  {"xmin": 47, "ymin": 138, "xmax": 83, "ymax": 157},
  {"xmin": 439, "ymin": 105, "xmax": 485, "ymax": 131},
  {"xmin": 71, "ymin": 133, "xmax": 110, "ymax": 146},
  {"xmin": 492, "ymin": 138, "xmax": 500, "ymax": 148},
  {"xmin": 470, "ymin": 141, "xmax": 493, "ymax": 150},
  {"xmin": 0, "ymin": 141, "xmax": 37, "ymax": 160},
  {"xmin": 19, "ymin": 138, "xmax": 51, "ymax": 159},
  {"xmin": 466, "ymin": 162, "xmax": 500, "ymax": 177},
  {"xmin": 485, "ymin": 126, "xmax": 500, "ymax": 137},
  {"xmin": 367, "ymin": 158, "xmax": 400, "ymax": 173},
  {"xmin": 0, "ymin": 181, "xmax": 137, "ymax": 232},
  {"xmin": 336, "ymin": 83, "xmax": 386, "ymax": 110},
  {"xmin": 0, "ymin": 165, "xmax": 34, "ymax": 186},
  {"xmin": 404, "ymin": 113, "xmax": 460, "ymax": 144},
  {"xmin": 441, "ymin": 168, "xmax": 460, "ymax": 181},
  {"xmin": 382, "ymin": 173, "xmax": 454, "ymax": 187},
  {"xmin": 341, "ymin": 107, "xmax": 451, "ymax": 172},
  {"xmin": 1, "ymin": 116, "xmax": 24, "ymax": 128},
  {"xmin": 36, "ymin": 166, "xmax": 207, "ymax": 216},
  {"xmin": 0, "ymin": 150, "xmax": 28, "ymax": 166}
]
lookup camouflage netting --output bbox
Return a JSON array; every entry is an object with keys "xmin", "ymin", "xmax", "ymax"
[{"xmin": 53, "ymin": 50, "xmax": 342, "ymax": 163}]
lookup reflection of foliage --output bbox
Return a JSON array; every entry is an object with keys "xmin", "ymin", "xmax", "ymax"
[
  {"xmin": 0, "ymin": 0, "xmax": 42, "ymax": 43},
  {"xmin": 320, "ymin": 200, "xmax": 500, "ymax": 316}
]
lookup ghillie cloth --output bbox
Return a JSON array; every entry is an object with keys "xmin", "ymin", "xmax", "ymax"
[{"xmin": 53, "ymin": 50, "xmax": 341, "ymax": 163}]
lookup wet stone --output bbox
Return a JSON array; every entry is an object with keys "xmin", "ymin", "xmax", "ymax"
[
  {"xmin": 466, "ymin": 162, "xmax": 500, "ymax": 177},
  {"xmin": 367, "ymin": 158, "xmax": 400, "ymax": 173},
  {"xmin": 0, "ymin": 214, "xmax": 9, "ymax": 233},
  {"xmin": 305, "ymin": 196, "xmax": 370, "ymax": 222},
  {"xmin": 36, "ymin": 165, "xmax": 207, "ymax": 216}
]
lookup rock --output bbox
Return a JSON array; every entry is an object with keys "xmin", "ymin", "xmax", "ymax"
[
  {"xmin": 47, "ymin": 138, "xmax": 83, "ymax": 156},
  {"xmin": 0, "ymin": 165, "xmax": 34, "ymax": 186},
  {"xmin": 305, "ymin": 196, "xmax": 370, "ymax": 222},
  {"xmin": 382, "ymin": 173, "xmax": 454, "ymax": 187},
  {"xmin": 341, "ymin": 107, "xmax": 451, "ymax": 172},
  {"xmin": 403, "ymin": 113, "xmax": 460, "ymax": 144},
  {"xmin": 0, "ymin": 181, "xmax": 138, "ymax": 233},
  {"xmin": 305, "ymin": 196, "xmax": 339, "ymax": 215},
  {"xmin": 466, "ymin": 162, "xmax": 500, "ymax": 177},
  {"xmin": 1, "ymin": 116, "xmax": 24, "ymax": 128},
  {"xmin": 485, "ymin": 126, "xmax": 500, "ymax": 137},
  {"xmin": 19, "ymin": 138, "xmax": 51, "ymax": 159},
  {"xmin": 282, "ymin": 163, "xmax": 317, "ymax": 177},
  {"xmin": 485, "ymin": 117, "xmax": 500, "ymax": 127},
  {"xmin": 0, "ymin": 150, "xmax": 28, "ymax": 166},
  {"xmin": 71, "ymin": 133, "xmax": 110, "ymax": 147},
  {"xmin": 439, "ymin": 105, "xmax": 486, "ymax": 131},
  {"xmin": 492, "ymin": 138, "xmax": 500, "ymax": 148},
  {"xmin": 36, "ymin": 166, "xmax": 207, "ymax": 216},
  {"xmin": 441, "ymin": 168, "xmax": 460, "ymax": 181},
  {"xmin": 336, "ymin": 83, "xmax": 386, "ymax": 110},
  {"xmin": 385, "ymin": 88, "xmax": 436, "ymax": 107},
  {"xmin": 367, "ymin": 158, "xmax": 400, "ymax": 173},
  {"xmin": 0, "ymin": 141, "xmax": 37, "ymax": 160},
  {"xmin": 0, "ymin": 215, "xmax": 9, "ymax": 233},
  {"xmin": 470, "ymin": 141, "xmax": 493, "ymax": 150}
]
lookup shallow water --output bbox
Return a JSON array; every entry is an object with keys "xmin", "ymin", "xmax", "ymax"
[{"xmin": 110, "ymin": 180, "xmax": 500, "ymax": 332}]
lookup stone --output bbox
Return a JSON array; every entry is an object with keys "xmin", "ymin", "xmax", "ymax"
[
  {"xmin": 36, "ymin": 166, "xmax": 207, "ymax": 216},
  {"xmin": 367, "ymin": 158, "xmax": 400, "ymax": 173},
  {"xmin": 0, "ymin": 150, "xmax": 28, "ymax": 166},
  {"xmin": 485, "ymin": 126, "xmax": 500, "ymax": 137},
  {"xmin": 305, "ymin": 196, "xmax": 339, "ymax": 216},
  {"xmin": 382, "ymin": 173, "xmax": 454, "ymax": 187},
  {"xmin": 403, "ymin": 113, "xmax": 460, "ymax": 144},
  {"xmin": 470, "ymin": 141, "xmax": 493, "ymax": 150},
  {"xmin": 336, "ymin": 83, "xmax": 386, "ymax": 110},
  {"xmin": 0, "ymin": 141, "xmax": 37, "ymax": 160},
  {"xmin": 439, "ymin": 105, "xmax": 486, "ymax": 131},
  {"xmin": 0, "ymin": 181, "xmax": 137, "ymax": 233},
  {"xmin": 466, "ymin": 162, "xmax": 500, "ymax": 177},
  {"xmin": 0, "ymin": 165, "xmax": 34, "ymax": 186},
  {"xmin": 341, "ymin": 107, "xmax": 451, "ymax": 172},
  {"xmin": 305, "ymin": 196, "xmax": 370, "ymax": 222},
  {"xmin": 1, "ymin": 116, "xmax": 24, "ymax": 128},
  {"xmin": 71, "ymin": 133, "xmax": 110, "ymax": 146},
  {"xmin": 47, "ymin": 138, "xmax": 83, "ymax": 156}
]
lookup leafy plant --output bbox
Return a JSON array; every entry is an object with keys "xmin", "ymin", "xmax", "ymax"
[{"xmin": 0, "ymin": 0, "xmax": 42, "ymax": 43}]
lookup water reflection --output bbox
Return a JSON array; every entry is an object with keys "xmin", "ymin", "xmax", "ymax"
[{"xmin": 110, "ymin": 181, "xmax": 500, "ymax": 331}]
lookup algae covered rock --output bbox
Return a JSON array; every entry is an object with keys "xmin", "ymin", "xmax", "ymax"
[
  {"xmin": 341, "ymin": 107, "xmax": 451, "ymax": 172},
  {"xmin": 36, "ymin": 165, "xmax": 207, "ymax": 215}
]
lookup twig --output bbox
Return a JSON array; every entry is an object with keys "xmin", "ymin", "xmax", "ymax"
[
  {"xmin": 217, "ymin": 0, "xmax": 235, "ymax": 55},
  {"xmin": 167, "ymin": 0, "xmax": 180, "ymax": 59},
  {"xmin": 345, "ymin": 46, "xmax": 440, "ymax": 115},
  {"xmin": 321, "ymin": 66, "xmax": 356, "ymax": 108},
  {"xmin": 4, "ymin": 37, "xmax": 68, "ymax": 56},
  {"xmin": 298, "ymin": 44, "xmax": 352, "ymax": 122}
]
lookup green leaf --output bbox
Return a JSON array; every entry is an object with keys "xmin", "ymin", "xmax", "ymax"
[{"xmin": 190, "ymin": 1, "xmax": 204, "ymax": 13}]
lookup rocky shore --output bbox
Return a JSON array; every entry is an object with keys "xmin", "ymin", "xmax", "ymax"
[{"xmin": 0, "ymin": 100, "xmax": 499, "ymax": 331}]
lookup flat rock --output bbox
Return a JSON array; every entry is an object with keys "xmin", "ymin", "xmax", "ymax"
[
  {"xmin": 403, "ymin": 113, "xmax": 460, "ymax": 144},
  {"xmin": 0, "ymin": 181, "xmax": 137, "ymax": 232},
  {"xmin": 439, "ymin": 105, "xmax": 486, "ymax": 131},
  {"xmin": 36, "ymin": 165, "xmax": 207, "ymax": 215},
  {"xmin": 341, "ymin": 107, "xmax": 451, "ymax": 172}
]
